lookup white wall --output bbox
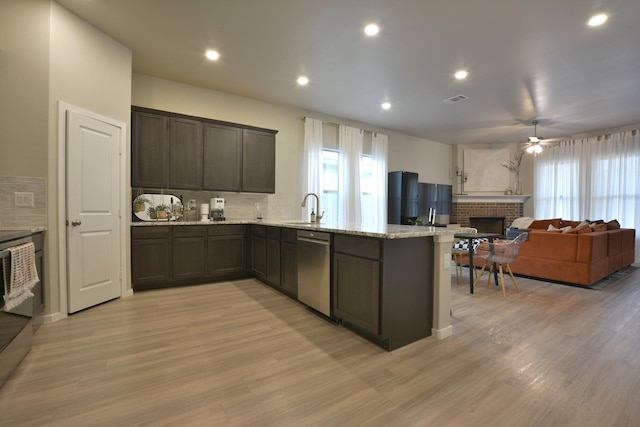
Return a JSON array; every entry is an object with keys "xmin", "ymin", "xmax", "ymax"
[
  {"xmin": 388, "ymin": 134, "xmax": 453, "ymax": 185},
  {"xmin": 45, "ymin": 2, "xmax": 132, "ymax": 320},
  {"xmin": 0, "ymin": 0, "xmax": 50, "ymax": 176}
]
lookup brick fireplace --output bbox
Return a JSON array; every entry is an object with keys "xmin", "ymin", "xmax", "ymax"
[{"xmin": 451, "ymin": 196, "xmax": 527, "ymax": 235}]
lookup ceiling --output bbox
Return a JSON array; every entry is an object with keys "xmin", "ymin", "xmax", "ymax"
[{"xmin": 56, "ymin": 0, "xmax": 640, "ymax": 145}]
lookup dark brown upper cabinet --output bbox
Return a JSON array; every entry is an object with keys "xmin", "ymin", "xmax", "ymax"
[
  {"xmin": 169, "ymin": 117, "xmax": 203, "ymax": 190},
  {"xmin": 203, "ymin": 122, "xmax": 243, "ymax": 191},
  {"xmin": 242, "ymin": 129, "xmax": 276, "ymax": 193},
  {"xmin": 132, "ymin": 106, "xmax": 277, "ymax": 193},
  {"xmin": 131, "ymin": 110, "xmax": 170, "ymax": 188}
]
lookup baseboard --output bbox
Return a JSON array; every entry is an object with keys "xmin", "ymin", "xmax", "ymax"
[
  {"xmin": 41, "ymin": 311, "xmax": 66, "ymax": 323},
  {"xmin": 432, "ymin": 325, "xmax": 453, "ymax": 339}
]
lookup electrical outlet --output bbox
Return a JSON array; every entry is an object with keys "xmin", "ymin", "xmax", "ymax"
[
  {"xmin": 14, "ymin": 192, "xmax": 34, "ymax": 207},
  {"xmin": 443, "ymin": 253, "xmax": 451, "ymax": 269}
]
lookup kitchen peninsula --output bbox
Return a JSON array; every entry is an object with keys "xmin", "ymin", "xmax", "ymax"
[{"xmin": 131, "ymin": 220, "xmax": 458, "ymax": 350}]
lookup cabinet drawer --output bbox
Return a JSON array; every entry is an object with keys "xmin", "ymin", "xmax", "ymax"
[
  {"xmin": 131, "ymin": 226, "xmax": 170, "ymax": 239},
  {"xmin": 334, "ymin": 234, "xmax": 381, "ymax": 260},
  {"xmin": 281, "ymin": 228, "xmax": 297, "ymax": 244},
  {"xmin": 267, "ymin": 226, "xmax": 281, "ymax": 240},
  {"xmin": 208, "ymin": 224, "xmax": 247, "ymax": 236},
  {"xmin": 173, "ymin": 225, "xmax": 206, "ymax": 237}
]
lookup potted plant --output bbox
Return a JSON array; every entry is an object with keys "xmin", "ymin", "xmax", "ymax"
[
  {"xmin": 501, "ymin": 150, "xmax": 524, "ymax": 194},
  {"xmin": 155, "ymin": 203, "xmax": 170, "ymax": 219},
  {"xmin": 133, "ymin": 195, "xmax": 150, "ymax": 213},
  {"xmin": 147, "ymin": 205, "xmax": 158, "ymax": 219}
]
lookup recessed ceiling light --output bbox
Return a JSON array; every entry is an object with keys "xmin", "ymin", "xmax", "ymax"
[
  {"xmin": 454, "ymin": 70, "xmax": 469, "ymax": 80},
  {"xmin": 297, "ymin": 76, "xmax": 309, "ymax": 86},
  {"xmin": 381, "ymin": 102, "xmax": 391, "ymax": 110},
  {"xmin": 364, "ymin": 24, "xmax": 380, "ymax": 36},
  {"xmin": 205, "ymin": 49, "xmax": 220, "ymax": 61},
  {"xmin": 588, "ymin": 13, "xmax": 608, "ymax": 27}
]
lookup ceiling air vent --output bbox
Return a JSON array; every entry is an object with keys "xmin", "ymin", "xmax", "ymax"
[{"xmin": 443, "ymin": 94, "xmax": 469, "ymax": 104}]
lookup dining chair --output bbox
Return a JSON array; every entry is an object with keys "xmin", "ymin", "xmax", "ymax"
[
  {"xmin": 451, "ymin": 228, "xmax": 477, "ymax": 287},
  {"xmin": 472, "ymin": 232, "xmax": 528, "ymax": 297}
]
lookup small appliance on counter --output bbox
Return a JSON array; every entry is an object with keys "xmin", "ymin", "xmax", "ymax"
[
  {"xmin": 200, "ymin": 203, "xmax": 210, "ymax": 222},
  {"xmin": 209, "ymin": 197, "xmax": 225, "ymax": 221}
]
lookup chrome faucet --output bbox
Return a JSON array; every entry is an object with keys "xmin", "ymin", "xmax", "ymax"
[{"xmin": 301, "ymin": 192, "xmax": 324, "ymax": 223}]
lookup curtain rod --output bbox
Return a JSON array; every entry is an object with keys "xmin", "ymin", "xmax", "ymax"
[{"xmin": 300, "ymin": 115, "xmax": 380, "ymax": 135}]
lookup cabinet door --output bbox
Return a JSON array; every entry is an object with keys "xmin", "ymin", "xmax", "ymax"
[
  {"xmin": 207, "ymin": 235, "xmax": 246, "ymax": 276},
  {"xmin": 242, "ymin": 129, "xmax": 275, "ymax": 193},
  {"xmin": 333, "ymin": 253, "xmax": 380, "ymax": 335},
  {"xmin": 281, "ymin": 241, "xmax": 298, "ymax": 297},
  {"xmin": 266, "ymin": 238, "xmax": 281, "ymax": 286},
  {"xmin": 131, "ymin": 239, "xmax": 171, "ymax": 286},
  {"xmin": 131, "ymin": 111, "xmax": 169, "ymax": 188},
  {"xmin": 172, "ymin": 236, "xmax": 206, "ymax": 281},
  {"xmin": 250, "ymin": 235, "xmax": 266, "ymax": 280},
  {"xmin": 203, "ymin": 122, "xmax": 242, "ymax": 191},
  {"xmin": 169, "ymin": 116, "xmax": 203, "ymax": 190}
]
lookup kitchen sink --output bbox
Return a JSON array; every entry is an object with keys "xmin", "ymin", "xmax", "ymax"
[{"xmin": 283, "ymin": 221, "xmax": 316, "ymax": 225}]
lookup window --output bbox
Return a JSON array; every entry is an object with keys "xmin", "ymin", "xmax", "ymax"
[{"xmin": 321, "ymin": 149, "xmax": 375, "ymax": 224}]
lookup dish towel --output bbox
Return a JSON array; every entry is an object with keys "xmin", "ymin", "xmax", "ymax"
[{"xmin": 2, "ymin": 242, "xmax": 39, "ymax": 311}]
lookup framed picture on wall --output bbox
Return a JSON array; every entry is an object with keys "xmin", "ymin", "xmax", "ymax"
[{"xmin": 463, "ymin": 148, "xmax": 509, "ymax": 192}]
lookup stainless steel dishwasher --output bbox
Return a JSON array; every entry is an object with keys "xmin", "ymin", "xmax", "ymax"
[{"xmin": 297, "ymin": 230, "xmax": 331, "ymax": 316}]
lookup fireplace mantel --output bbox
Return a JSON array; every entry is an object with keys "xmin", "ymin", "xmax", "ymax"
[{"xmin": 453, "ymin": 194, "xmax": 530, "ymax": 203}]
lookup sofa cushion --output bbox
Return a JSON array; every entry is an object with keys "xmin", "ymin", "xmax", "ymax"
[
  {"xmin": 607, "ymin": 219, "xmax": 621, "ymax": 230},
  {"xmin": 530, "ymin": 218, "xmax": 562, "ymax": 229}
]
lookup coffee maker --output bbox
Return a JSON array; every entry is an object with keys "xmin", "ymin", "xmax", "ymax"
[{"xmin": 209, "ymin": 197, "xmax": 225, "ymax": 221}]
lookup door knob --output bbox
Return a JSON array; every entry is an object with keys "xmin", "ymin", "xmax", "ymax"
[{"xmin": 71, "ymin": 220, "xmax": 82, "ymax": 226}]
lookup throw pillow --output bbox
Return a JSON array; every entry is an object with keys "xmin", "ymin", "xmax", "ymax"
[
  {"xmin": 531, "ymin": 218, "xmax": 562, "ymax": 229},
  {"xmin": 560, "ymin": 226, "xmax": 573, "ymax": 233},
  {"xmin": 607, "ymin": 219, "xmax": 621, "ymax": 230},
  {"xmin": 511, "ymin": 217, "xmax": 535, "ymax": 229},
  {"xmin": 576, "ymin": 226, "xmax": 592, "ymax": 234},
  {"xmin": 590, "ymin": 223, "xmax": 607, "ymax": 232}
]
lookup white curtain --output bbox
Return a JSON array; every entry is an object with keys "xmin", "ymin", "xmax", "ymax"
[
  {"xmin": 338, "ymin": 125, "xmax": 363, "ymax": 224},
  {"xmin": 301, "ymin": 117, "xmax": 323, "ymax": 217},
  {"xmin": 534, "ymin": 129, "xmax": 640, "ymax": 262},
  {"xmin": 371, "ymin": 132, "xmax": 388, "ymax": 225}
]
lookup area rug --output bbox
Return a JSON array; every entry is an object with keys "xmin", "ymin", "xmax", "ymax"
[{"xmin": 589, "ymin": 265, "xmax": 639, "ymax": 290}]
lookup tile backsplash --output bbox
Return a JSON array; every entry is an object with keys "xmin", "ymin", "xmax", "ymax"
[
  {"xmin": 133, "ymin": 188, "xmax": 296, "ymax": 221},
  {"xmin": 0, "ymin": 176, "xmax": 47, "ymax": 229}
]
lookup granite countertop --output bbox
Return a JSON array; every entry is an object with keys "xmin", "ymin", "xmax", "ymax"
[
  {"xmin": 0, "ymin": 227, "xmax": 46, "ymax": 243},
  {"xmin": 131, "ymin": 219, "xmax": 468, "ymax": 239}
]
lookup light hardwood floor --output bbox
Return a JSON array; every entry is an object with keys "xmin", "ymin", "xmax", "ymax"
[{"xmin": 1, "ymin": 268, "xmax": 640, "ymax": 426}]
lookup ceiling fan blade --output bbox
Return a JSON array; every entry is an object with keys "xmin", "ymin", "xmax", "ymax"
[{"xmin": 523, "ymin": 78, "xmax": 540, "ymax": 118}]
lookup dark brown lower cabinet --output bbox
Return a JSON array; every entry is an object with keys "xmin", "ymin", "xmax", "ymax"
[
  {"xmin": 250, "ymin": 225, "xmax": 266, "ymax": 280},
  {"xmin": 332, "ymin": 233, "xmax": 434, "ymax": 351},
  {"xmin": 132, "ymin": 225, "xmax": 247, "ymax": 290},
  {"xmin": 280, "ymin": 240, "xmax": 297, "ymax": 297},
  {"xmin": 207, "ymin": 225, "xmax": 247, "ymax": 277},
  {"xmin": 131, "ymin": 238, "xmax": 172, "ymax": 287},
  {"xmin": 265, "ymin": 227, "xmax": 281, "ymax": 286},
  {"xmin": 172, "ymin": 226, "xmax": 206, "ymax": 281},
  {"xmin": 333, "ymin": 252, "xmax": 380, "ymax": 335}
]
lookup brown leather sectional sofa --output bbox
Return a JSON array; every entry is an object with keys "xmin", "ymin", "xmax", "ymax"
[{"xmin": 505, "ymin": 218, "xmax": 635, "ymax": 286}]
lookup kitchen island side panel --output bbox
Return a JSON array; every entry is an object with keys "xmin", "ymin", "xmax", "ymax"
[{"xmin": 381, "ymin": 236, "xmax": 434, "ymax": 350}]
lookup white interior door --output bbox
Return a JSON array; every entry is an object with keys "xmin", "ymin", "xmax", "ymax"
[{"xmin": 67, "ymin": 110, "xmax": 122, "ymax": 313}]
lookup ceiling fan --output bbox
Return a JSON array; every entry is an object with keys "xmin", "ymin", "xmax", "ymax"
[{"xmin": 525, "ymin": 120, "xmax": 545, "ymax": 154}]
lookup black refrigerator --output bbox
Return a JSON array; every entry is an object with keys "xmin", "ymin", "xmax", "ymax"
[
  {"xmin": 418, "ymin": 183, "xmax": 452, "ymax": 218},
  {"xmin": 387, "ymin": 171, "xmax": 419, "ymax": 224}
]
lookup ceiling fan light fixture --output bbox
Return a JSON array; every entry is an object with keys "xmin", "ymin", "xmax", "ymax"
[{"xmin": 527, "ymin": 144, "xmax": 543, "ymax": 154}]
